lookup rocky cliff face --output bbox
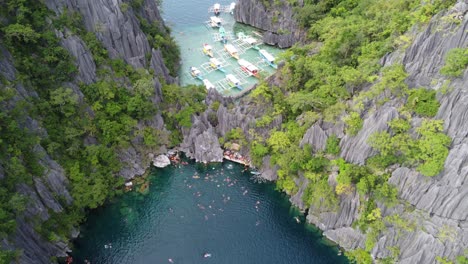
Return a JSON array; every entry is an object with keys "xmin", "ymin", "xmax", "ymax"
[
  {"xmin": 234, "ymin": 0, "xmax": 304, "ymax": 48},
  {"xmin": 298, "ymin": 5, "xmax": 468, "ymax": 261},
  {"xmin": 0, "ymin": 0, "xmax": 174, "ymax": 262},
  {"xmin": 183, "ymin": 1, "xmax": 468, "ymax": 263},
  {"xmin": 44, "ymin": 0, "xmax": 175, "ymax": 179}
]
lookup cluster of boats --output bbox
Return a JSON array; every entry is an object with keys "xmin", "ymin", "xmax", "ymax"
[{"xmin": 190, "ymin": 3, "xmax": 279, "ymax": 92}]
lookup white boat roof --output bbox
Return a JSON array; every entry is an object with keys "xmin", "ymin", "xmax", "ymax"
[
  {"xmin": 203, "ymin": 79, "xmax": 215, "ymax": 89},
  {"xmin": 210, "ymin": 58, "xmax": 221, "ymax": 65},
  {"xmin": 230, "ymin": 3, "xmax": 236, "ymax": 9},
  {"xmin": 260, "ymin": 49, "xmax": 275, "ymax": 62},
  {"xmin": 244, "ymin": 37, "xmax": 257, "ymax": 45},
  {"xmin": 211, "ymin": 16, "xmax": 222, "ymax": 23},
  {"xmin": 225, "ymin": 44, "xmax": 238, "ymax": 53},
  {"xmin": 214, "ymin": 3, "xmax": 221, "ymax": 9},
  {"xmin": 227, "ymin": 74, "xmax": 239, "ymax": 83},
  {"xmin": 239, "ymin": 59, "xmax": 258, "ymax": 71}
]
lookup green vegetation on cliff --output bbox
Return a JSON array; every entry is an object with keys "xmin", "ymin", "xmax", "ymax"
[
  {"xmin": 244, "ymin": 0, "xmax": 456, "ymax": 262},
  {"xmin": 0, "ymin": 0, "xmax": 193, "ymax": 259}
]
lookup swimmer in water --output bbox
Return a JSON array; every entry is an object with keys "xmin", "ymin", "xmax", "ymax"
[{"xmin": 168, "ymin": 258, "xmax": 174, "ymax": 263}]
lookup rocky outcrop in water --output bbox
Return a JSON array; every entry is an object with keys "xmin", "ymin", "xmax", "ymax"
[{"xmin": 234, "ymin": 0, "xmax": 304, "ymax": 48}]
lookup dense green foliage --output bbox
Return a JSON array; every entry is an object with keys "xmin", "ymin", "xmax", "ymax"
[
  {"xmin": 440, "ymin": 48, "xmax": 468, "ymax": 77},
  {"xmin": 325, "ymin": 134, "xmax": 340, "ymax": 155},
  {"xmin": 0, "ymin": 0, "xmax": 186, "ymax": 258},
  {"xmin": 368, "ymin": 119, "xmax": 451, "ymax": 176},
  {"xmin": 406, "ymin": 88, "xmax": 440, "ymax": 117}
]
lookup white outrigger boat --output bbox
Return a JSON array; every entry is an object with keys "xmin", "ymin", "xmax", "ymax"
[
  {"xmin": 209, "ymin": 58, "xmax": 226, "ymax": 73},
  {"xmin": 210, "ymin": 16, "xmax": 222, "ymax": 27},
  {"xmin": 213, "ymin": 3, "xmax": 221, "ymax": 15},
  {"xmin": 259, "ymin": 49, "xmax": 278, "ymax": 69},
  {"xmin": 224, "ymin": 44, "xmax": 240, "ymax": 60},
  {"xmin": 203, "ymin": 43, "xmax": 214, "ymax": 57},
  {"xmin": 226, "ymin": 74, "xmax": 243, "ymax": 90},
  {"xmin": 238, "ymin": 59, "xmax": 259, "ymax": 78},
  {"xmin": 229, "ymin": 2, "xmax": 236, "ymax": 14},
  {"xmin": 190, "ymin": 66, "xmax": 203, "ymax": 81},
  {"xmin": 219, "ymin": 26, "xmax": 227, "ymax": 44},
  {"xmin": 203, "ymin": 79, "xmax": 215, "ymax": 90},
  {"xmin": 237, "ymin": 32, "xmax": 258, "ymax": 46}
]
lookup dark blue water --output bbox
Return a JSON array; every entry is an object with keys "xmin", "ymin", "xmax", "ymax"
[{"xmin": 73, "ymin": 161, "xmax": 348, "ymax": 263}]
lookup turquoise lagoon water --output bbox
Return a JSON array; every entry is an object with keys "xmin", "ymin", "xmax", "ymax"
[
  {"xmin": 162, "ymin": 0, "xmax": 281, "ymax": 96},
  {"xmin": 71, "ymin": 1, "xmax": 350, "ymax": 263},
  {"xmin": 73, "ymin": 161, "xmax": 349, "ymax": 263}
]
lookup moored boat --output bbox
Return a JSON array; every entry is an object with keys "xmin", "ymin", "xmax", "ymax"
[
  {"xmin": 203, "ymin": 43, "xmax": 214, "ymax": 57},
  {"xmin": 226, "ymin": 74, "xmax": 243, "ymax": 90},
  {"xmin": 203, "ymin": 79, "xmax": 215, "ymax": 90},
  {"xmin": 259, "ymin": 49, "xmax": 278, "ymax": 69},
  {"xmin": 229, "ymin": 2, "xmax": 236, "ymax": 14},
  {"xmin": 210, "ymin": 16, "xmax": 222, "ymax": 27},
  {"xmin": 209, "ymin": 58, "xmax": 226, "ymax": 73},
  {"xmin": 214, "ymin": 3, "xmax": 221, "ymax": 15},
  {"xmin": 190, "ymin": 66, "xmax": 203, "ymax": 80},
  {"xmin": 238, "ymin": 59, "xmax": 259, "ymax": 78},
  {"xmin": 224, "ymin": 44, "xmax": 239, "ymax": 60},
  {"xmin": 219, "ymin": 26, "xmax": 227, "ymax": 43}
]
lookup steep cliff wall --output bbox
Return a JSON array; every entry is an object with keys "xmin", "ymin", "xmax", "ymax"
[
  {"xmin": 0, "ymin": 0, "xmax": 175, "ymax": 262},
  {"xmin": 234, "ymin": 0, "xmax": 304, "ymax": 48}
]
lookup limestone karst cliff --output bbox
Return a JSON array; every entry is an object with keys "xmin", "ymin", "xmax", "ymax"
[
  {"xmin": 0, "ymin": 0, "xmax": 175, "ymax": 262},
  {"xmin": 234, "ymin": 0, "xmax": 305, "ymax": 48}
]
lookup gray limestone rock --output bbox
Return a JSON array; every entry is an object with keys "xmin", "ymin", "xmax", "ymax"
[
  {"xmin": 323, "ymin": 227, "xmax": 365, "ymax": 251},
  {"xmin": 234, "ymin": 0, "xmax": 304, "ymax": 48},
  {"xmin": 260, "ymin": 156, "xmax": 278, "ymax": 181},
  {"xmin": 118, "ymin": 146, "xmax": 147, "ymax": 180},
  {"xmin": 340, "ymin": 105, "xmax": 399, "ymax": 164},
  {"xmin": 300, "ymin": 123, "xmax": 328, "ymax": 151},
  {"xmin": 289, "ymin": 172, "xmax": 309, "ymax": 211},
  {"xmin": 58, "ymin": 31, "xmax": 97, "ymax": 84},
  {"xmin": 403, "ymin": 7, "xmax": 468, "ymax": 88},
  {"xmin": 153, "ymin": 154, "xmax": 171, "ymax": 168},
  {"xmin": 180, "ymin": 113, "xmax": 224, "ymax": 163},
  {"xmin": 307, "ymin": 190, "xmax": 361, "ymax": 231}
]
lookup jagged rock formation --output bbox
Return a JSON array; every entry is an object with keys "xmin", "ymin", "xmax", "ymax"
[
  {"xmin": 234, "ymin": 0, "xmax": 304, "ymax": 48},
  {"xmin": 0, "ymin": 46, "xmax": 73, "ymax": 263}
]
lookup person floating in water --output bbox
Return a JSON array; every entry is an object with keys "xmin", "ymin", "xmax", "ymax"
[
  {"xmin": 203, "ymin": 253, "xmax": 212, "ymax": 258},
  {"xmin": 168, "ymin": 258, "xmax": 174, "ymax": 263}
]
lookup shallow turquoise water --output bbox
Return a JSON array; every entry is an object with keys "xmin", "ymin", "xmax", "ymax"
[
  {"xmin": 161, "ymin": 0, "xmax": 281, "ymax": 96},
  {"xmin": 73, "ymin": 161, "xmax": 349, "ymax": 263}
]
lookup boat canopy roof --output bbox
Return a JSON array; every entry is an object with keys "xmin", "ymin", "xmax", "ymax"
[
  {"xmin": 225, "ymin": 44, "xmax": 238, "ymax": 53},
  {"xmin": 238, "ymin": 59, "xmax": 258, "ymax": 72},
  {"xmin": 190, "ymin": 67, "xmax": 201, "ymax": 74},
  {"xmin": 211, "ymin": 16, "xmax": 222, "ymax": 23},
  {"xmin": 203, "ymin": 79, "xmax": 215, "ymax": 89},
  {"xmin": 227, "ymin": 74, "xmax": 239, "ymax": 84},
  {"xmin": 244, "ymin": 36, "xmax": 257, "ymax": 45},
  {"xmin": 260, "ymin": 49, "xmax": 275, "ymax": 62},
  {"xmin": 214, "ymin": 3, "xmax": 221, "ymax": 9},
  {"xmin": 210, "ymin": 58, "xmax": 221, "ymax": 65}
]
